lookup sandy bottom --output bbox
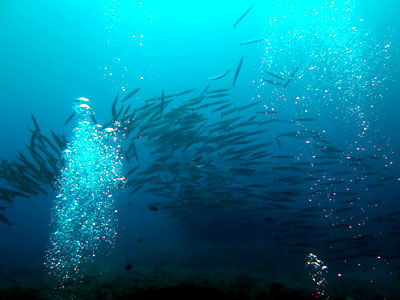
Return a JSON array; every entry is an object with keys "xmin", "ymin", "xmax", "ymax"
[{"xmin": 1, "ymin": 262, "xmax": 398, "ymax": 300}]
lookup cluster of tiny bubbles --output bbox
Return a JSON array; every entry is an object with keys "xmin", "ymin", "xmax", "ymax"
[
  {"xmin": 255, "ymin": 0, "xmax": 392, "ymax": 153},
  {"xmin": 45, "ymin": 97, "xmax": 126, "ymax": 288},
  {"xmin": 102, "ymin": 0, "xmax": 129, "ymax": 91},
  {"xmin": 101, "ymin": 0, "xmax": 151, "ymax": 92},
  {"xmin": 306, "ymin": 253, "xmax": 329, "ymax": 299}
]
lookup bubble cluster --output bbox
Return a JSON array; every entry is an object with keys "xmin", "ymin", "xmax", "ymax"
[
  {"xmin": 256, "ymin": 0, "xmax": 392, "ymax": 152},
  {"xmin": 101, "ymin": 0, "xmax": 150, "ymax": 91},
  {"xmin": 306, "ymin": 253, "xmax": 329, "ymax": 299},
  {"xmin": 45, "ymin": 98, "xmax": 125, "ymax": 286}
]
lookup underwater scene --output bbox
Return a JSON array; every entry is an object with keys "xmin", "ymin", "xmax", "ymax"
[{"xmin": 0, "ymin": 0, "xmax": 400, "ymax": 299}]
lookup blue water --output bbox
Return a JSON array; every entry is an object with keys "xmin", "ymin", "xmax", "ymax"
[{"xmin": 1, "ymin": 0, "xmax": 400, "ymax": 299}]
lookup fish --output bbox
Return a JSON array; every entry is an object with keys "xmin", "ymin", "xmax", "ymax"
[
  {"xmin": 335, "ymin": 207, "xmax": 356, "ymax": 214},
  {"xmin": 64, "ymin": 112, "xmax": 76, "ymax": 126},
  {"xmin": 233, "ymin": 3, "xmax": 255, "ymax": 29},
  {"xmin": 144, "ymin": 93, "xmax": 175, "ymax": 104},
  {"xmin": 50, "ymin": 130, "xmax": 65, "ymax": 151},
  {"xmin": 277, "ymin": 131, "xmax": 298, "ymax": 138},
  {"xmin": 238, "ymin": 101, "xmax": 259, "ymax": 112},
  {"xmin": 196, "ymin": 160, "xmax": 211, "ymax": 168},
  {"xmin": 200, "ymin": 84, "xmax": 211, "ymax": 96},
  {"xmin": 207, "ymin": 88, "xmax": 231, "ymax": 94},
  {"xmin": 265, "ymin": 71, "xmax": 285, "ymax": 80},
  {"xmin": 31, "ymin": 114, "xmax": 40, "ymax": 132},
  {"xmin": 364, "ymin": 154, "xmax": 379, "ymax": 160},
  {"xmin": 121, "ymin": 88, "xmax": 141, "ymax": 103},
  {"xmin": 196, "ymin": 99, "xmax": 230, "ymax": 110},
  {"xmin": 0, "ymin": 212, "xmax": 12, "ymax": 226},
  {"xmin": 91, "ymin": 112, "xmax": 97, "ymax": 124},
  {"xmin": 176, "ymin": 88, "xmax": 196, "ymax": 97},
  {"xmin": 3, "ymin": 80, "xmax": 393, "ymax": 272},
  {"xmin": 130, "ymin": 142, "xmax": 139, "ymax": 162},
  {"xmin": 149, "ymin": 205, "xmax": 158, "ymax": 211},
  {"xmin": 274, "ymin": 137, "xmax": 281, "ymax": 148},
  {"xmin": 111, "ymin": 94, "xmax": 119, "ymax": 121},
  {"xmin": 0, "ymin": 193, "xmax": 13, "ymax": 204},
  {"xmin": 116, "ymin": 106, "xmax": 124, "ymax": 121},
  {"xmin": 294, "ymin": 118, "xmax": 315, "ymax": 122},
  {"xmin": 207, "ymin": 93, "xmax": 231, "ymax": 99},
  {"xmin": 232, "ymin": 56, "xmax": 244, "ymax": 87},
  {"xmin": 211, "ymin": 103, "xmax": 233, "ymax": 113},
  {"xmin": 273, "ymin": 155, "xmax": 295, "ymax": 159},
  {"xmin": 124, "ymin": 151, "xmax": 130, "ymax": 163},
  {"xmin": 126, "ymin": 142, "xmax": 136, "ymax": 157},
  {"xmin": 0, "ymin": 188, "xmax": 30, "ymax": 199},
  {"xmin": 263, "ymin": 79, "xmax": 283, "ymax": 86},
  {"xmin": 160, "ymin": 90, "xmax": 164, "ymax": 119},
  {"xmin": 207, "ymin": 69, "xmax": 231, "ymax": 81},
  {"xmin": 121, "ymin": 104, "xmax": 131, "ymax": 121},
  {"xmin": 240, "ymin": 38, "xmax": 265, "ymax": 46},
  {"xmin": 284, "ymin": 65, "xmax": 301, "ymax": 89},
  {"xmin": 221, "ymin": 107, "xmax": 238, "ymax": 117}
]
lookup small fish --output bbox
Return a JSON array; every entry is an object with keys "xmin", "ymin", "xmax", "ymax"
[
  {"xmin": 0, "ymin": 212, "xmax": 12, "ymax": 226},
  {"xmin": 295, "ymin": 118, "xmax": 315, "ymax": 122},
  {"xmin": 130, "ymin": 141, "xmax": 139, "ymax": 162},
  {"xmin": 238, "ymin": 101, "xmax": 259, "ymax": 112},
  {"xmin": 232, "ymin": 56, "xmax": 244, "ymax": 87},
  {"xmin": 31, "ymin": 114, "xmax": 40, "ymax": 132},
  {"xmin": 207, "ymin": 69, "xmax": 231, "ymax": 81},
  {"xmin": 284, "ymin": 65, "xmax": 301, "ymax": 89},
  {"xmin": 124, "ymin": 151, "xmax": 130, "ymax": 163},
  {"xmin": 111, "ymin": 94, "xmax": 119, "ymax": 121},
  {"xmin": 160, "ymin": 90, "xmax": 164, "ymax": 120},
  {"xmin": 207, "ymin": 88, "xmax": 231, "ymax": 94},
  {"xmin": 121, "ymin": 104, "xmax": 131, "ymax": 120},
  {"xmin": 116, "ymin": 106, "xmax": 124, "ymax": 121},
  {"xmin": 272, "ymin": 155, "xmax": 295, "ymax": 159},
  {"xmin": 274, "ymin": 137, "xmax": 281, "ymax": 148},
  {"xmin": 211, "ymin": 103, "xmax": 233, "ymax": 113},
  {"xmin": 121, "ymin": 88, "xmax": 141, "ymax": 103},
  {"xmin": 125, "ymin": 264, "xmax": 132, "ymax": 270},
  {"xmin": 176, "ymin": 88, "xmax": 196, "ymax": 97},
  {"xmin": 207, "ymin": 93, "xmax": 230, "ymax": 99},
  {"xmin": 240, "ymin": 38, "xmax": 265, "ymax": 46},
  {"xmin": 284, "ymin": 78, "xmax": 294, "ymax": 89},
  {"xmin": 200, "ymin": 84, "xmax": 211, "ymax": 96},
  {"xmin": 335, "ymin": 207, "xmax": 356, "ymax": 214},
  {"xmin": 263, "ymin": 79, "xmax": 283, "ymax": 86},
  {"xmin": 64, "ymin": 112, "xmax": 76, "ymax": 126},
  {"xmin": 2, "ymin": 276, "xmax": 18, "ymax": 285},
  {"xmin": 196, "ymin": 99, "xmax": 230, "ymax": 110},
  {"xmin": 137, "ymin": 238, "xmax": 143, "ymax": 243},
  {"xmin": 50, "ymin": 130, "xmax": 64, "ymax": 151},
  {"xmin": 91, "ymin": 112, "xmax": 97, "ymax": 124},
  {"xmin": 149, "ymin": 205, "xmax": 158, "ymax": 211},
  {"xmin": 233, "ymin": 3, "xmax": 255, "ymax": 29},
  {"xmin": 265, "ymin": 71, "xmax": 284, "ymax": 80},
  {"xmin": 364, "ymin": 154, "xmax": 379, "ymax": 160},
  {"xmin": 277, "ymin": 131, "xmax": 298, "ymax": 138},
  {"xmin": 196, "ymin": 160, "xmax": 211, "ymax": 168},
  {"xmin": 221, "ymin": 107, "xmax": 238, "ymax": 117}
]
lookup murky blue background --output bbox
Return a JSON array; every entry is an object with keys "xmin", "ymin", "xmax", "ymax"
[{"xmin": 1, "ymin": 0, "xmax": 399, "ymax": 298}]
